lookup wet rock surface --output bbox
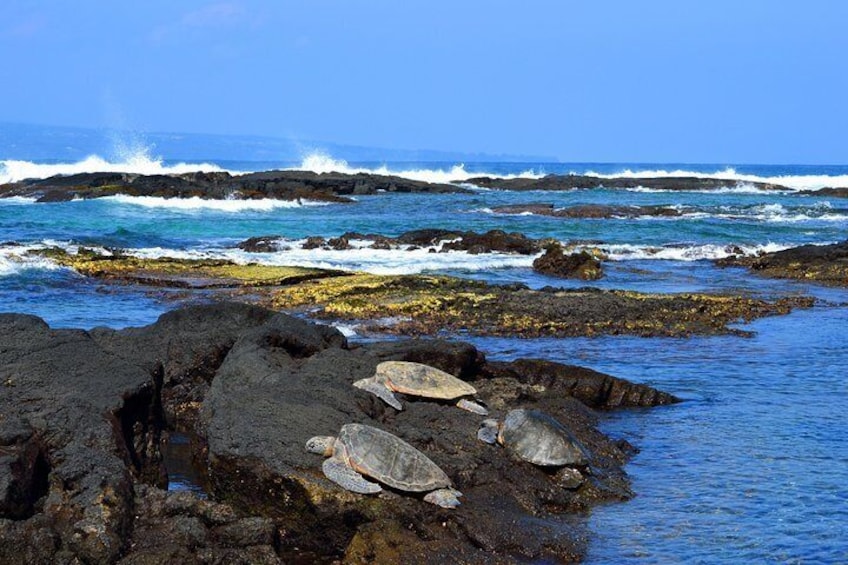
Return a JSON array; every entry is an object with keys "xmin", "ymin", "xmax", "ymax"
[
  {"xmin": 233, "ymin": 228, "xmax": 548, "ymax": 255},
  {"xmin": 273, "ymin": 274, "xmax": 814, "ymax": 338},
  {"xmin": 799, "ymin": 187, "xmax": 848, "ymax": 198},
  {"xmin": 465, "ymin": 174, "xmax": 789, "ymax": 192},
  {"xmin": 0, "ymin": 302, "xmax": 677, "ymax": 563},
  {"xmin": 0, "ymin": 170, "xmax": 469, "ymax": 203},
  {"xmin": 533, "ymin": 244, "xmax": 603, "ymax": 280},
  {"xmin": 716, "ymin": 240, "xmax": 848, "ymax": 286}
]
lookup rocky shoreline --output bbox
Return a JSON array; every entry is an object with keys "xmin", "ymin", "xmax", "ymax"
[
  {"xmin": 4, "ymin": 170, "xmax": 846, "ymax": 202},
  {"xmin": 464, "ymin": 174, "xmax": 790, "ymax": 192},
  {"xmin": 1, "ymin": 303, "xmax": 677, "ymax": 563},
  {"xmin": 716, "ymin": 240, "xmax": 848, "ymax": 287}
]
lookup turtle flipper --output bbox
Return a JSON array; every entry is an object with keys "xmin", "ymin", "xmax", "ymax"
[
  {"xmin": 477, "ymin": 419, "xmax": 499, "ymax": 444},
  {"xmin": 322, "ymin": 457, "xmax": 382, "ymax": 494},
  {"xmin": 456, "ymin": 398, "xmax": 488, "ymax": 415},
  {"xmin": 424, "ymin": 488, "xmax": 462, "ymax": 508},
  {"xmin": 353, "ymin": 377, "xmax": 403, "ymax": 410}
]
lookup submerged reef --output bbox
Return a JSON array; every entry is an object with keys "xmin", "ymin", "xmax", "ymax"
[{"xmin": 0, "ymin": 303, "xmax": 677, "ymax": 563}]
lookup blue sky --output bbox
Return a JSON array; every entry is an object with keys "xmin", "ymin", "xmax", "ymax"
[{"xmin": 1, "ymin": 1, "xmax": 846, "ymax": 163}]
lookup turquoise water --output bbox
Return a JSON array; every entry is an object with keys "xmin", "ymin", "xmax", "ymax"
[{"xmin": 1, "ymin": 153, "xmax": 847, "ymax": 562}]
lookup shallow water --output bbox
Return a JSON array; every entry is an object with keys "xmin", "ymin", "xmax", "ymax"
[
  {"xmin": 468, "ymin": 299, "xmax": 848, "ymax": 563},
  {"xmin": 161, "ymin": 432, "xmax": 208, "ymax": 499}
]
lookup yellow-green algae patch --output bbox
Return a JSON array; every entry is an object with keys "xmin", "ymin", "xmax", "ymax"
[
  {"xmin": 31, "ymin": 248, "xmax": 815, "ymax": 337},
  {"xmin": 32, "ymin": 247, "xmax": 344, "ymax": 288},
  {"xmin": 273, "ymin": 273, "xmax": 814, "ymax": 337}
]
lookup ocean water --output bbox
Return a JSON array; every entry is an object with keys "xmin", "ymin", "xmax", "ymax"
[{"xmin": 2, "ymin": 139, "xmax": 847, "ymax": 562}]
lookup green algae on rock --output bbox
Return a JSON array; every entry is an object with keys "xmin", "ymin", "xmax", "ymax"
[
  {"xmin": 272, "ymin": 273, "xmax": 814, "ymax": 338},
  {"xmin": 32, "ymin": 247, "xmax": 345, "ymax": 288}
]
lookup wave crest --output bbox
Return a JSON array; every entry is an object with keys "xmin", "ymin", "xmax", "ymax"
[
  {"xmin": 0, "ymin": 150, "xmax": 227, "ymax": 184},
  {"xmin": 102, "ymin": 194, "xmax": 329, "ymax": 212}
]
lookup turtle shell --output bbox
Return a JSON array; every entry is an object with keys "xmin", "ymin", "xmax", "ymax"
[
  {"xmin": 339, "ymin": 424, "xmax": 451, "ymax": 492},
  {"xmin": 376, "ymin": 361, "xmax": 476, "ymax": 400},
  {"xmin": 500, "ymin": 409, "xmax": 588, "ymax": 467}
]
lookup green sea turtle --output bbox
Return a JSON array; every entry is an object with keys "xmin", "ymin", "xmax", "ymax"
[
  {"xmin": 305, "ymin": 423, "xmax": 462, "ymax": 508},
  {"xmin": 353, "ymin": 360, "xmax": 488, "ymax": 415},
  {"xmin": 477, "ymin": 408, "xmax": 589, "ymax": 467}
]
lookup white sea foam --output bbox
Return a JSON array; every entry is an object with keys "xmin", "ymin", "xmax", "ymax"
[
  {"xmin": 599, "ymin": 242, "xmax": 792, "ymax": 262},
  {"xmin": 293, "ymin": 156, "xmax": 848, "ymax": 192},
  {"xmin": 0, "ymin": 151, "xmax": 227, "ymax": 184},
  {"xmin": 4, "ymin": 147, "xmax": 848, "ymax": 192},
  {"xmin": 624, "ymin": 183, "xmax": 777, "ymax": 195},
  {"xmin": 331, "ymin": 323, "xmax": 360, "ymax": 338},
  {"xmin": 0, "ymin": 243, "xmax": 66, "ymax": 277},
  {"xmin": 293, "ymin": 153, "xmax": 544, "ymax": 184},
  {"xmin": 0, "ymin": 196, "xmax": 38, "ymax": 205},
  {"xmin": 125, "ymin": 240, "xmax": 537, "ymax": 275},
  {"xmin": 707, "ymin": 203, "xmax": 848, "ymax": 223},
  {"xmin": 590, "ymin": 167, "xmax": 848, "ymax": 192},
  {"xmin": 102, "ymin": 194, "xmax": 328, "ymax": 212}
]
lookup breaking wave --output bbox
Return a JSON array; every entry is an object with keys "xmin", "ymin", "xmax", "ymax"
[
  {"xmin": 0, "ymin": 243, "xmax": 66, "ymax": 277},
  {"xmin": 589, "ymin": 167, "xmax": 848, "ymax": 192},
  {"xmin": 599, "ymin": 242, "xmax": 792, "ymax": 261},
  {"xmin": 0, "ymin": 152, "xmax": 226, "ymax": 184},
  {"xmin": 3, "ymin": 143, "xmax": 847, "ymax": 193},
  {"xmin": 126, "ymin": 239, "xmax": 536, "ymax": 275},
  {"xmin": 22, "ymin": 238, "xmax": 827, "ymax": 280},
  {"xmin": 102, "ymin": 194, "xmax": 330, "ymax": 212},
  {"xmin": 294, "ymin": 153, "xmax": 543, "ymax": 184}
]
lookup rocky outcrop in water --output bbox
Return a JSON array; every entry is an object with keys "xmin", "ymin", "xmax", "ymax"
[
  {"xmin": 0, "ymin": 170, "xmax": 469, "ymax": 203},
  {"xmin": 274, "ymin": 274, "xmax": 814, "ymax": 338},
  {"xmin": 0, "ymin": 303, "xmax": 677, "ymax": 563},
  {"xmin": 533, "ymin": 244, "xmax": 603, "ymax": 280},
  {"xmin": 235, "ymin": 229, "xmax": 548, "ymax": 255},
  {"xmin": 465, "ymin": 174, "xmax": 789, "ymax": 192},
  {"xmin": 799, "ymin": 187, "xmax": 848, "ymax": 198},
  {"xmin": 716, "ymin": 240, "xmax": 848, "ymax": 287}
]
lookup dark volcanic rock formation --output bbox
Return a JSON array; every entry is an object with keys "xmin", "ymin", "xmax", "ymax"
[
  {"xmin": 438, "ymin": 229, "xmax": 541, "ymax": 254},
  {"xmin": 799, "ymin": 187, "xmax": 848, "ymax": 198},
  {"xmin": 0, "ymin": 170, "xmax": 469, "ymax": 203},
  {"xmin": 533, "ymin": 244, "xmax": 603, "ymax": 280},
  {"xmin": 274, "ymin": 274, "xmax": 814, "ymax": 338},
  {"xmin": 466, "ymin": 174, "xmax": 789, "ymax": 192},
  {"xmin": 0, "ymin": 303, "xmax": 677, "ymax": 563},
  {"xmin": 235, "ymin": 228, "xmax": 547, "ymax": 255},
  {"xmin": 716, "ymin": 240, "xmax": 848, "ymax": 287}
]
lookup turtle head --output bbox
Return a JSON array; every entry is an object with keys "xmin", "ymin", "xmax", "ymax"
[
  {"xmin": 477, "ymin": 419, "xmax": 500, "ymax": 445},
  {"xmin": 305, "ymin": 435, "xmax": 336, "ymax": 456}
]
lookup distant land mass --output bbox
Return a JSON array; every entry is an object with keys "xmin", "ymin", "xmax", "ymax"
[{"xmin": 0, "ymin": 121, "xmax": 556, "ymax": 164}]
